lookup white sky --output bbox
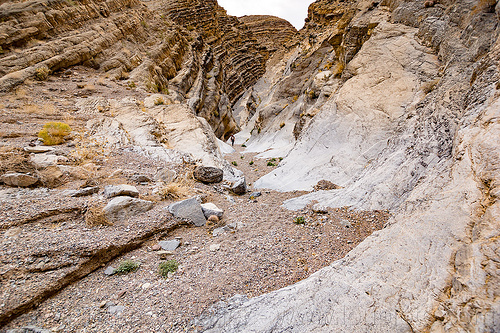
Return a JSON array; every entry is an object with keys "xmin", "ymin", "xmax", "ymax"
[{"xmin": 217, "ymin": 0, "xmax": 315, "ymax": 30}]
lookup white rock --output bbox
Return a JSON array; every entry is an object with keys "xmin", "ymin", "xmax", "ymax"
[{"xmin": 201, "ymin": 203, "xmax": 224, "ymax": 219}]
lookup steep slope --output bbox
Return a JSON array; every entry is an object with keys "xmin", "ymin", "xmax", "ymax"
[{"xmin": 199, "ymin": 0, "xmax": 500, "ymax": 331}]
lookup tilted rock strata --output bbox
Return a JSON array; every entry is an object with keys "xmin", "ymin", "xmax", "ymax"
[{"xmin": 239, "ymin": 15, "xmax": 297, "ymax": 54}]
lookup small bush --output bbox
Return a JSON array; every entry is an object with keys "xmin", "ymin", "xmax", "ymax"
[
  {"xmin": 159, "ymin": 260, "xmax": 178, "ymax": 277},
  {"xmin": 240, "ymin": 155, "xmax": 244, "ymax": 159},
  {"xmin": 158, "ymin": 182, "xmax": 191, "ymax": 200},
  {"xmin": 38, "ymin": 122, "xmax": 71, "ymax": 146},
  {"xmin": 35, "ymin": 66, "xmax": 49, "ymax": 81},
  {"xmin": 294, "ymin": 216, "xmax": 306, "ymax": 224},
  {"xmin": 231, "ymin": 161, "xmax": 238, "ymax": 166},
  {"xmin": 280, "ymin": 122, "xmax": 285, "ymax": 129},
  {"xmin": 267, "ymin": 162, "xmax": 276, "ymax": 167},
  {"xmin": 241, "ymin": 144, "xmax": 247, "ymax": 148},
  {"xmin": 114, "ymin": 260, "xmax": 140, "ymax": 275},
  {"xmin": 249, "ymin": 161, "xmax": 254, "ymax": 165}
]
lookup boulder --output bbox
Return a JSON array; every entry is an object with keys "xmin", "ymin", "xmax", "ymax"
[
  {"xmin": 194, "ymin": 166, "xmax": 223, "ymax": 183},
  {"xmin": 1, "ymin": 173, "xmax": 38, "ymax": 187},
  {"xmin": 168, "ymin": 197, "xmax": 206, "ymax": 226},
  {"xmin": 104, "ymin": 196, "xmax": 154, "ymax": 222},
  {"xmin": 30, "ymin": 154, "xmax": 68, "ymax": 169},
  {"xmin": 201, "ymin": 203, "xmax": 224, "ymax": 219},
  {"xmin": 154, "ymin": 169, "xmax": 177, "ymax": 184},
  {"xmin": 231, "ymin": 177, "xmax": 247, "ymax": 195},
  {"xmin": 158, "ymin": 240, "xmax": 180, "ymax": 251},
  {"xmin": 104, "ymin": 185, "xmax": 139, "ymax": 198}
]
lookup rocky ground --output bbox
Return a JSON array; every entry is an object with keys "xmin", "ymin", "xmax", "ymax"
[{"xmin": 0, "ymin": 76, "xmax": 389, "ymax": 332}]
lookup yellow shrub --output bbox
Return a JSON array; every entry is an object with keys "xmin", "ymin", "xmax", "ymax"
[{"xmin": 38, "ymin": 122, "xmax": 71, "ymax": 146}]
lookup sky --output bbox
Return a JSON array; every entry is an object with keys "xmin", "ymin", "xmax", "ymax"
[{"xmin": 217, "ymin": 0, "xmax": 316, "ymax": 30}]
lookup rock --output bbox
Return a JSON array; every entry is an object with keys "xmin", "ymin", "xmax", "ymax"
[
  {"xmin": 201, "ymin": 203, "xmax": 224, "ymax": 219},
  {"xmin": 151, "ymin": 244, "xmax": 161, "ymax": 251},
  {"xmin": 37, "ymin": 165, "xmax": 64, "ymax": 187},
  {"xmin": 212, "ymin": 227, "xmax": 227, "ymax": 237},
  {"xmin": 168, "ymin": 197, "xmax": 206, "ymax": 227},
  {"xmin": 340, "ymin": 220, "xmax": 352, "ymax": 228},
  {"xmin": 194, "ymin": 166, "xmax": 224, "ymax": 183},
  {"xmin": 312, "ymin": 205, "xmax": 328, "ymax": 214},
  {"xmin": 231, "ymin": 177, "xmax": 247, "ymax": 195},
  {"xmin": 99, "ymin": 301, "xmax": 107, "ymax": 308},
  {"xmin": 158, "ymin": 240, "xmax": 180, "ymax": 251},
  {"xmin": 104, "ymin": 196, "xmax": 154, "ymax": 222},
  {"xmin": 207, "ymin": 215, "xmax": 219, "ymax": 223},
  {"xmin": 1, "ymin": 173, "xmax": 38, "ymax": 187},
  {"xmin": 70, "ymin": 186, "xmax": 99, "ymax": 197},
  {"xmin": 154, "ymin": 169, "xmax": 177, "ymax": 184},
  {"xmin": 108, "ymin": 305, "xmax": 125, "ymax": 315},
  {"xmin": 141, "ymin": 283, "xmax": 151, "ymax": 289},
  {"xmin": 249, "ymin": 192, "xmax": 262, "ymax": 200},
  {"xmin": 104, "ymin": 184, "xmax": 139, "ymax": 198},
  {"xmin": 30, "ymin": 154, "xmax": 68, "ymax": 169},
  {"xmin": 104, "ymin": 267, "xmax": 115, "ymax": 276},
  {"xmin": 23, "ymin": 146, "xmax": 55, "ymax": 153},
  {"xmin": 209, "ymin": 244, "xmax": 221, "ymax": 252},
  {"xmin": 157, "ymin": 251, "xmax": 174, "ymax": 259},
  {"xmin": 131, "ymin": 174, "xmax": 151, "ymax": 183},
  {"xmin": 313, "ymin": 180, "xmax": 341, "ymax": 191}
]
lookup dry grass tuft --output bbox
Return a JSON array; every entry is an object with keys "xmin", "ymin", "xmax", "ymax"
[
  {"xmin": 38, "ymin": 122, "xmax": 71, "ymax": 145},
  {"xmin": 70, "ymin": 134, "xmax": 109, "ymax": 165},
  {"xmin": 158, "ymin": 182, "xmax": 191, "ymax": 200},
  {"xmin": 85, "ymin": 203, "xmax": 112, "ymax": 227}
]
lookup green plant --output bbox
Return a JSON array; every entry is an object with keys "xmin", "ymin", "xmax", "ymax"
[
  {"xmin": 35, "ymin": 66, "xmax": 49, "ymax": 81},
  {"xmin": 270, "ymin": 158, "xmax": 276, "ymax": 162},
  {"xmin": 242, "ymin": 144, "xmax": 247, "ymax": 147},
  {"xmin": 294, "ymin": 216, "xmax": 306, "ymax": 224},
  {"xmin": 159, "ymin": 260, "xmax": 178, "ymax": 277},
  {"xmin": 267, "ymin": 161, "xmax": 276, "ymax": 167},
  {"xmin": 114, "ymin": 260, "xmax": 140, "ymax": 275},
  {"xmin": 240, "ymin": 155, "xmax": 244, "ymax": 159},
  {"xmin": 249, "ymin": 161, "xmax": 254, "ymax": 165},
  {"xmin": 279, "ymin": 157, "xmax": 283, "ymax": 161},
  {"xmin": 38, "ymin": 122, "xmax": 71, "ymax": 146},
  {"xmin": 231, "ymin": 161, "xmax": 238, "ymax": 166}
]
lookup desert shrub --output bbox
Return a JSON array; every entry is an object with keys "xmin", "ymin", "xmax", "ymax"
[
  {"xmin": 294, "ymin": 216, "xmax": 306, "ymax": 224},
  {"xmin": 85, "ymin": 203, "xmax": 112, "ymax": 227},
  {"xmin": 38, "ymin": 122, "xmax": 71, "ymax": 145},
  {"xmin": 249, "ymin": 161, "xmax": 254, "ymax": 165},
  {"xmin": 114, "ymin": 260, "xmax": 140, "ymax": 275},
  {"xmin": 35, "ymin": 66, "xmax": 49, "ymax": 81},
  {"xmin": 159, "ymin": 260, "xmax": 178, "ymax": 277},
  {"xmin": 280, "ymin": 122, "xmax": 285, "ymax": 129},
  {"xmin": 231, "ymin": 161, "xmax": 238, "ymax": 166},
  {"xmin": 241, "ymin": 144, "xmax": 247, "ymax": 147},
  {"xmin": 158, "ymin": 182, "xmax": 191, "ymax": 200},
  {"xmin": 267, "ymin": 162, "xmax": 276, "ymax": 167}
]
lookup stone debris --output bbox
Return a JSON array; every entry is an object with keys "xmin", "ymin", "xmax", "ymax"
[
  {"xmin": 201, "ymin": 203, "xmax": 224, "ymax": 219},
  {"xmin": 154, "ymin": 169, "xmax": 177, "ymax": 184},
  {"xmin": 193, "ymin": 166, "xmax": 224, "ymax": 183},
  {"xmin": 70, "ymin": 186, "xmax": 99, "ymax": 197},
  {"xmin": 104, "ymin": 196, "xmax": 154, "ymax": 222},
  {"xmin": 103, "ymin": 184, "xmax": 139, "ymax": 198},
  {"xmin": 23, "ymin": 146, "xmax": 55, "ymax": 153},
  {"xmin": 168, "ymin": 198, "xmax": 206, "ymax": 227},
  {"xmin": 231, "ymin": 177, "xmax": 247, "ymax": 195}
]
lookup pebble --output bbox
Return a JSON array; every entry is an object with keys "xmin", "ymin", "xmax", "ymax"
[
  {"xmin": 210, "ymin": 244, "xmax": 221, "ymax": 252},
  {"xmin": 141, "ymin": 283, "xmax": 151, "ymax": 289},
  {"xmin": 158, "ymin": 240, "xmax": 180, "ymax": 251},
  {"xmin": 104, "ymin": 267, "xmax": 115, "ymax": 276}
]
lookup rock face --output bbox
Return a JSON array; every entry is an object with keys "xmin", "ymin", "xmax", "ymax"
[{"xmin": 202, "ymin": 0, "xmax": 500, "ymax": 332}]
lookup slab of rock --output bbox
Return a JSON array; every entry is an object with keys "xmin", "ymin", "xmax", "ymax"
[
  {"xmin": 158, "ymin": 240, "xmax": 180, "ymax": 251},
  {"xmin": 30, "ymin": 154, "xmax": 68, "ymax": 169},
  {"xmin": 23, "ymin": 146, "xmax": 55, "ymax": 153},
  {"xmin": 104, "ymin": 267, "xmax": 115, "ymax": 276},
  {"xmin": 6, "ymin": 326, "xmax": 52, "ymax": 333},
  {"xmin": 1, "ymin": 173, "xmax": 38, "ymax": 187},
  {"xmin": 131, "ymin": 174, "xmax": 151, "ymax": 183},
  {"xmin": 154, "ymin": 169, "xmax": 177, "ymax": 184},
  {"xmin": 194, "ymin": 166, "xmax": 223, "ymax": 183},
  {"xmin": 168, "ymin": 197, "xmax": 206, "ymax": 226},
  {"xmin": 201, "ymin": 203, "xmax": 224, "ymax": 219},
  {"xmin": 104, "ymin": 185, "xmax": 139, "ymax": 198},
  {"xmin": 104, "ymin": 196, "xmax": 154, "ymax": 222},
  {"xmin": 231, "ymin": 177, "xmax": 247, "ymax": 195},
  {"xmin": 71, "ymin": 186, "xmax": 99, "ymax": 197}
]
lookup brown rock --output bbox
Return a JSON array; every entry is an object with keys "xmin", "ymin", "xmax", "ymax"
[
  {"xmin": 313, "ymin": 180, "xmax": 341, "ymax": 191},
  {"xmin": 1, "ymin": 173, "xmax": 38, "ymax": 187},
  {"xmin": 194, "ymin": 166, "xmax": 223, "ymax": 183}
]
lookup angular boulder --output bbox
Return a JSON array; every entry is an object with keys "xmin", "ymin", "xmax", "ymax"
[
  {"xmin": 1, "ymin": 173, "xmax": 38, "ymax": 187},
  {"xmin": 194, "ymin": 166, "xmax": 223, "ymax": 183},
  {"xmin": 201, "ymin": 203, "xmax": 224, "ymax": 219},
  {"xmin": 168, "ymin": 197, "xmax": 206, "ymax": 226},
  {"xmin": 231, "ymin": 177, "xmax": 247, "ymax": 195},
  {"xmin": 104, "ymin": 196, "xmax": 154, "ymax": 222},
  {"xmin": 104, "ymin": 185, "xmax": 139, "ymax": 198}
]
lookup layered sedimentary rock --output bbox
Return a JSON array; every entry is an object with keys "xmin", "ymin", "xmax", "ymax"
[{"xmin": 203, "ymin": 0, "xmax": 500, "ymax": 331}]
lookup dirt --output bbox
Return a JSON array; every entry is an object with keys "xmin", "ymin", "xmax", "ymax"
[{"xmin": 0, "ymin": 74, "xmax": 390, "ymax": 333}]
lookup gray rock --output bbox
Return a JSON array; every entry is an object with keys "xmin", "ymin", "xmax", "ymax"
[
  {"xmin": 231, "ymin": 177, "xmax": 247, "ymax": 195},
  {"xmin": 312, "ymin": 205, "xmax": 328, "ymax": 214},
  {"xmin": 104, "ymin": 196, "xmax": 154, "ymax": 222},
  {"xmin": 23, "ymin": 146, "xmax": 55, "ymax": 153},
  {"xmin": 212, "ymin": 227, "xmax": 228, "ymax": 237},
  {"xmin": 201, "ymin": 203, "xmax": 224, "ymax": 219},
  {"xmin": 340, "ymin": 219, "xmax": 352, "ymax": 228},
  {"xmin": 249, "ymin": 192, "xmax": 262, "ymax": 200},
  {"xmin": 108, "ymin": 305, "xmax": 125, "ymax": 315},
  {"xmin": 1, "ymin": 173, "xmax": 38, "ymax": 187},
  {"xmin": 71, "ymin": 186, "xmax": 99, "ymax": 197},
  {"xmin": 104, "ymin": 184, "xmax": 139, "ymax": 198},
  {"xmin": 194, "ymin": 166, "xmax": 223, "ymax": 183},
  {"xmin": 158, "ymin": 240, "xmax": 180, "ymax": 251},
  {"xmin": 131, "ymin": 174, "xmax": 151, "ymax": 183},
  {"xmin": 154, "ymin": 169, "xmax": 177, "ymax": 184},
  {"xmin": 168, "ymin": 197, "xmax": 206, "ymax": 227},
  {"xmin": 104, "ymin": 266, "xmax": 115, "ymax": 276}
]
